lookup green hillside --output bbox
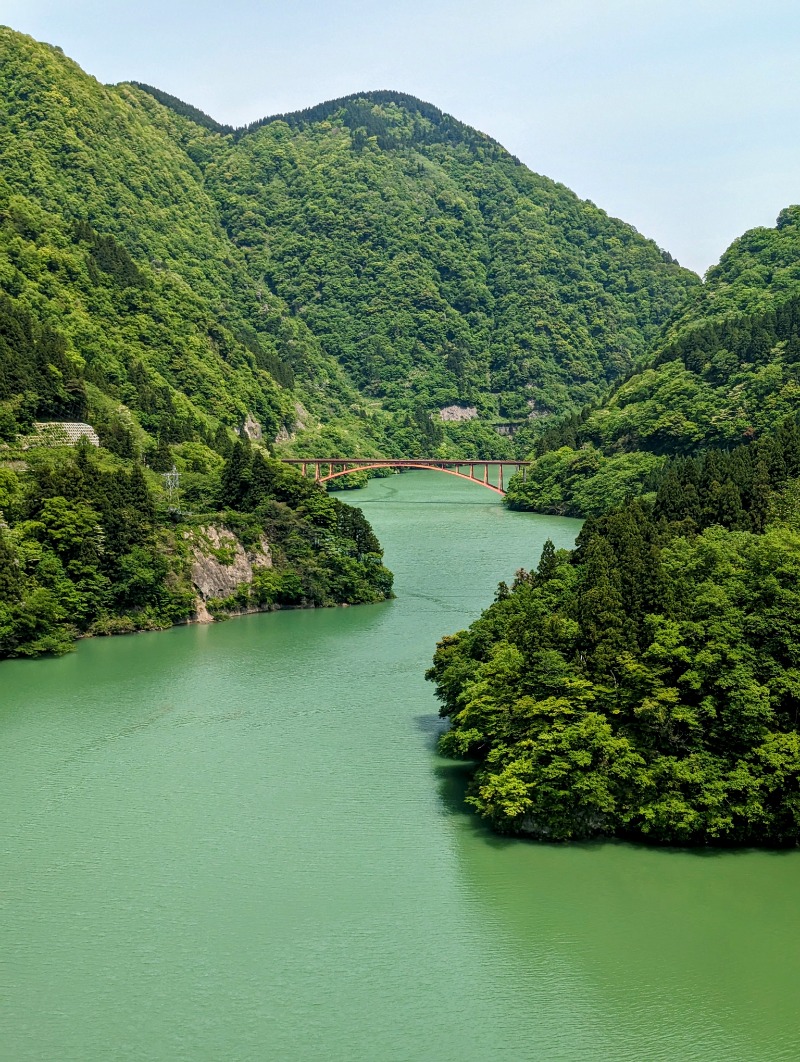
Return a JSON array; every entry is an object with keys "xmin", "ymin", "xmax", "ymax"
[
  {"xmin": 0, "ymin": 291, "xmax": 393, "ymax": 659},
  {"xmin": 430, "ymin": 407, "xmax": 800, "ymax": 847},
  {"xmin": 430, "ymin": 207, "xmax": 800, "ymax": 847},
  {"xmin": 506, "ymin": 209, "xmax": 800, "ymax": 516},
  {"xmin": 192, "ymin": 89, "xmax": 697, "ymax": 420},
  {"xmin": 0, "ymin": 27, "xmax": 331, "ymax": 449}
]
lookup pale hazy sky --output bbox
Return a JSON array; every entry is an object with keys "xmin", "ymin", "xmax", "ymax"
[{"xmin": 2, "ymin": 0, "xmax": 799, "ymax": 275}]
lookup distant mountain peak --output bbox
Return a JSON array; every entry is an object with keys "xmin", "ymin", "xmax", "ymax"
[{"xmin": 130, "ymin": 81, "xmax": 506, "ymax": 155}]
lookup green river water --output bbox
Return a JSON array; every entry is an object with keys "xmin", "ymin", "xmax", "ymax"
[{"xmin": 2, "ymin": 472, "xmax": 799, "ymax": 1061}]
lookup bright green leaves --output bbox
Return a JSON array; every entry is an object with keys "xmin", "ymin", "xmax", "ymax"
[
  {"xmin": 430, "ymin": 516, "xmax": 800, "ymax": 846},
  {"xmin": 471, "ymin": 714, "xmax": 646, "ymax": 839}
]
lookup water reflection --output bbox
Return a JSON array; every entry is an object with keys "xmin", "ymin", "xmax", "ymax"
[{"xmin": 434, "ymin": 750, "xmax": 800, "ymax": 1061}]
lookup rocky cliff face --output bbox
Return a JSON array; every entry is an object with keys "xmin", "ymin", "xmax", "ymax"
[
  {"xmin": 438, "ymin": 405, "xmax": 478, "ymax": 422},
  {"xmin": 185, "ymin": 525, "xmax": 272, "ymax": 622}
]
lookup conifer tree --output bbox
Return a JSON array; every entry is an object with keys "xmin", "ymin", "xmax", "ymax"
[
  {"xmin": 536, "ymin": 539, "xmax": 558, "ymax": 582},
  {"xmin": 717, "ymin": 480, "xmax": 747, "ymax": 529},
  {"xmin": 149, "ymin": 435, "xmax": 173, "ymax": 473},
  {"xmin": 219, "ymin": 438, "xmax": 252, "ymax": 509},
  {"xmin": 0, "ymin": 531, "xmax": 20, "ymax": 600},
  {"xmin": 577, "ymin": 534, "xmax": 629, "ymax": 679}
]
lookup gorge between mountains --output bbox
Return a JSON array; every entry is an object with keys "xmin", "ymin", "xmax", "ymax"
[{"xmin": 2, "ymin": 21, "xmax": 800, "ymax": 1061}]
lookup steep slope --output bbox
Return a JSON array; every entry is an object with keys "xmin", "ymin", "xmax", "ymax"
[
  {"xmin": 190, "ymin": 91, "xmax": 698, "ymax": 419},
  {"xmin": 0, "ymin": 27, "xmax": 345, "ymax": 447},
  {"xmin": 0, "ymin": 27, "xmax": 698, "ymax": 457},
  {"xmin": 507, "ymin": 208, "xmax": 800, "ymax": 515}
]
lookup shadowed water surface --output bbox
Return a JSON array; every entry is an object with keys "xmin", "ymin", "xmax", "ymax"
[{"xmin": 1, "ymin": 472, "xmax": 799, "ymax": 1061}]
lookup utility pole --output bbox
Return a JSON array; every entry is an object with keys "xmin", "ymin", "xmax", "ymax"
[{"xmin": 163, "ymin": 464, "xmax": 181, "ymax": 514}]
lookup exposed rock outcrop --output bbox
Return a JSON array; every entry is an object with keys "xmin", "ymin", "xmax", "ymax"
[
  {"xmin": 274, "ymin": 402, "xmax": 310, "ymax": 444},
  {"xmin": 438, "ymin": 405, "xmax": 478, "ymax": 422},
  {"xmin": 184, "ymin": 525, "xmax": 272, "ymax": 622},
  {"xmin": 240, "ymin": 413, "xmax": 263, "ymax": 441}
]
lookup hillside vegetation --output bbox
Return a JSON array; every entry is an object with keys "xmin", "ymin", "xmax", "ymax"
[
  {"xmin": 0, "ymin": 28, "xmax": 396, "ymax": 658},
  {"xmin": 432, "ymin": 208, "xmax": 800, "ymax": 846},
  {"xmin": 191, "ymin": 90, "xmax": 697, "ymax": 420},
  {"xmin": 430, "ymin": 418, "xmax": 800, "ymax": 846},
  {"xmin": 0, "ymin": 295, "xmax": 392, "ymax": 658},
  {"xmin": 507, "ymin": 209, "xmax": 800, "ymax": 515}
]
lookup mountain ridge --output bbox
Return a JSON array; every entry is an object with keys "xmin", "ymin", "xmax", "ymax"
[
  {"xmin": 0, "ymin": 25, "xmax": 698, "ymax": 457},
  {"xmin": 130, "ymin": 84, "xmax": 511, "ymax": 152}
]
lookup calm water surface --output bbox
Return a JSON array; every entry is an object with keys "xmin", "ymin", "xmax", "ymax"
[{"xmin": 2, "ymin": 473, "xmax": 799, "ymax": 1061}]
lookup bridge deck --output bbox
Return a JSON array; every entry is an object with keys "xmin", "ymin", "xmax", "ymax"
[
  {"xmin": 281, "ymin": 458, "xmax": 529, "ymax": 466},
  {"xmin": 280, "ymin": 458, "xmax": 530, "ymax": 495}
]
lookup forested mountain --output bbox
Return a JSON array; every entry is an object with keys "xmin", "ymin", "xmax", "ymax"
[
  {"xmin": 0, "ymin": 25, "xmax": 697, "ymax": 459},
  {"xmin": 4, "ymin": 27, "xmax": 800, "ymax": 844},
  {"xmin": 507, "ymin": 208, "xmax": 800, "ymax": 515},
  {"xmin": 0, "ymin": 27, "xmax": 327, "ymax": 449},
  {"xmin": 188, "ymin": 90, "xmax": 697, "ymax": 419}
]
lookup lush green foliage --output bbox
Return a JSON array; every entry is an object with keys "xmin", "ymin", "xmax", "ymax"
[
  {"xmin": 509, "ymin": 214, "xmax": 800, "ymax": 515},
  {"xmin": 215, "ymin": 438, "xmax": 393, "ymax": 606},
  {"xmin": 0, "ymin": 432, "xmax": 392, "ymax": 658},
  {"xmin": 507, "ymin": 446, "xmax": 665, "ymax": 517},
  {"xmin": 0, "ymin": 30, "xmax": 313, "ymax": 448},
  {"xmin": 6, "ymin": 27, "xmax": 800, "ymax": 847},
  {"xmin": 198, "ymin": 91, "xmax": 696, "ymax": 419},
  {"xmin": 429, "ymin": 419, "xmax": 800, "ymax": 845},
  {"xmin": 129, "ymin": 83, "xmax": 235, "ymax": 136}
]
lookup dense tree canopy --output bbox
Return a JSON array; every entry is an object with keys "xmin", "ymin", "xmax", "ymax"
[
  {"xmin": 198, "ymin": 90, "xmax": 696, "ymax": 418},
  {"xmin": 0, "ymin": 427, "xmax": 392, "ymax": 658},
  {"xmin": 438, "ymin": 210, "xmax": 800, "ymax": 846},
  {"xmin": 429, "ymin": 424, "xmax": 800, "ymax": 845},
  {"xmin": 508, "ymin": 214, "xmax": 800, "ymax": 516},
  {"xmin": 5, "ymin": 26, "xmax": 800, "ymax": 848}
]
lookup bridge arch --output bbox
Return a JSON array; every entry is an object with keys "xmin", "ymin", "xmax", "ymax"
[
  {"xmin": 282, "ymin": 458, "xmax": 530, "ymax": 495},
  {"xmin": 321, "ymin": 461, "xmax": 506, "ymax": 495}
]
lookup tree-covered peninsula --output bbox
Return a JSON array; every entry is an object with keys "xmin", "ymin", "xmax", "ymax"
[
  {"xmin": 429, "ymin": 421, "xmax": 800, "ymax": 845},
  {"xmin": 0, "ymin": 296, "xmax": 392, "ymax": 658},
  {"xmin": 430, "ymin": 209, "xmax": 800, "ymax": 846}
]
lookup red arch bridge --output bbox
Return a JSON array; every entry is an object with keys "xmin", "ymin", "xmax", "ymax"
[{"xmin": 281, "ymin": 458, "xmax": 531, "ymax": 495}]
